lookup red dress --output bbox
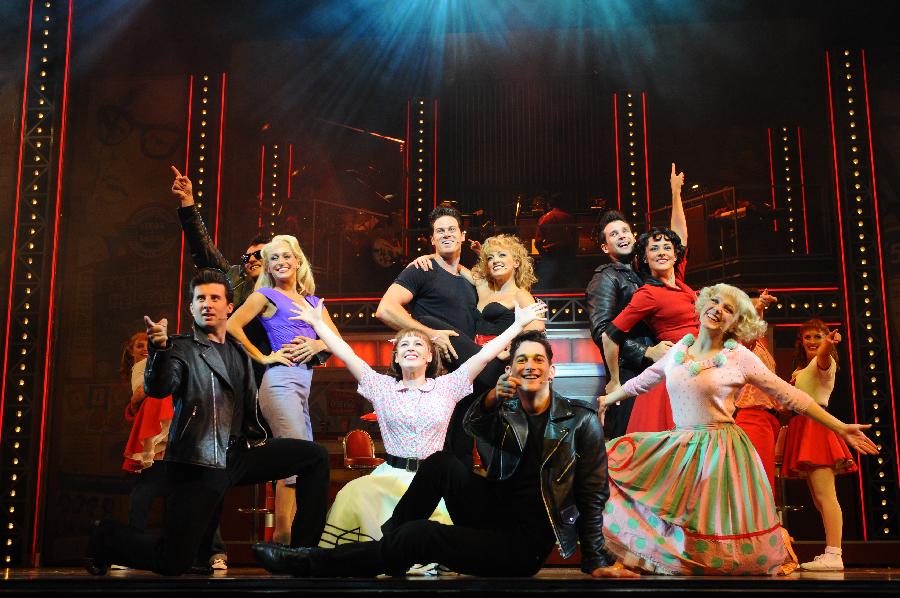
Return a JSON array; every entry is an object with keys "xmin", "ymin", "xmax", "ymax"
[{"xmin": 610, "ymin": 257, "xmax": 697, "ymax": 433}]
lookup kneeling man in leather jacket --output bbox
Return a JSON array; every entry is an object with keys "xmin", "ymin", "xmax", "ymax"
[
  {"xmin": 252, "ymin": 330, "xmax": 636, "ymax": 578},
  {"xmin": 86, "ymin": 269, "xmax": 330, "ymax": 576}
]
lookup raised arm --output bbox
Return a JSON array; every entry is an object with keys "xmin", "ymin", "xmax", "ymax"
[
  {"xmin": 460, "ymin": 302, "xmax": 547, "ymax": 384},
  {"xmin": 515, "ymin": 289, "xmax": 545, "ymax": 332},
  {"xmin": 290, "ymin": 299, "xmax": 371, "ymax": 381},
  {"xmin": 226, "ymin": 292, "xmax": 291, "ymax": 366},
  {"xmin": 172, "ymin": 165, "xmax": 231, "ymax": 272},
  {"xmin": 737, "ymin": 345, "xmax": 877, "ymax": 455},
  {"xmin": 669, "ymin": 162, "xmax": 687, "ymax": 246}
]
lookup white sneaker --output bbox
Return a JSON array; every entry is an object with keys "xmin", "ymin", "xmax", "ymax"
[
  {"xmin": 210, "ymin": 557, "xmax": 228, "ymax": 571},
  {"xmin": 800, "ymin": 552, "xmax": 843, "ymax": 571}
]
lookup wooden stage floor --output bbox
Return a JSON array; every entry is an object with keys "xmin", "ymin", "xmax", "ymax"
[{"xmin": 3, "ymin": 566, "xmax": 899, "ymax": 594}]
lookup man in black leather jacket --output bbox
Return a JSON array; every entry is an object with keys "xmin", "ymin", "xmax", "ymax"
[
  {"xmin": 250, "ymin": 331, "xmax": 636, "ymax": 579},
  {"xmin": 86, "ymin": 269, "xmax": 330, "ymax": 577},
  {"xmin": 585, "ymin": 210, "xmax": 672, "ymax": 438}
]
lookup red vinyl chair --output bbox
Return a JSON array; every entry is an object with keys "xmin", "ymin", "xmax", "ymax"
[{"xmin": 342, "ymin": 429, "xmax": 385, "ymax": 470}]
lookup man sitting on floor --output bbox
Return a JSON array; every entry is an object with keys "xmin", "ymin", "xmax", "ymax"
[{"xmin": 252, "ymin": 330, "xmax": 637, "ymax": 579}]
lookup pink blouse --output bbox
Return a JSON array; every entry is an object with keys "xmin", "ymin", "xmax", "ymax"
[
  {"xmin": 621, "ymin": 337, "xmax": 813, "ymax": 428},
  {"xmin": 357, "ymin": 364, "xmax": 473, "ymax": 459}
]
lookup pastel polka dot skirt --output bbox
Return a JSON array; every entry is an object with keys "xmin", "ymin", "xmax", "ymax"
[{"xmin": 602, "ymin": 423, "xmax": 786, "ymax": 575}]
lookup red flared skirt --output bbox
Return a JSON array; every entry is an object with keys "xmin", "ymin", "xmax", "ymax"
[
  {"xmin": 781, "ymin": 413, "xmax": 858, "ymax": 479},
  {"xmin": 625, "ymin": 382, "xmax": 675, "ymax": 434}
]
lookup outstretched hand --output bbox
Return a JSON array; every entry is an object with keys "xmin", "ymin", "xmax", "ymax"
[
  {"xmin": 514, "ymin": 301, "xmax": 548, "ymax": 328},
  {"xmin": 825, "ymin": 329, "xmax": 842, "ymax": 345},
  {"xmin": 289, "ymin": 298, "xmax": 325, "ymax": 326},
  {"xmin": 171, "ymin": 165, "xmax": 194, "ymax": 206},
  {"xmin": 144, "ymin": 315, "xmax": 169, "ymax": 348},
  {"xmin": 842, "ymin": 424, "xmax": 878, "ymax": 455},
  {"xmin": 670, "ymin": 162, "xmax": 685, "ymax": 196}
]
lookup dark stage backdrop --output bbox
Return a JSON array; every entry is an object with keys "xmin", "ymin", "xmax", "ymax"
[{"xmin": 41, "ymin": 75, "xmax": 187, "ymax": 561}]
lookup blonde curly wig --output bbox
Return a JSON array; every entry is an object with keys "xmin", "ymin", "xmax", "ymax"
[
  {"xmin": 695, "ymin": 283, "xmax": 767, "ymax": 342},
  {"xmin": 471, "ymin": 234, "xmax": 537, "ymax": 291}
]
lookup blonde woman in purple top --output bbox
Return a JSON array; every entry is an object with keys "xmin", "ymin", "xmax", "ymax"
[
  {"xmin": 290, "ymin": 296, "xmax": 546, "ymax": 549},
  {"xmin": 227, "ymin": 234, "xmax": 342, "ymax": 545}
]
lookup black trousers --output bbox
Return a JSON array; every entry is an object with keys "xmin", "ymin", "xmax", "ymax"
[
  {"xmin": 101, "ymin": 438, "xmax": 329, "ymax": 576},
  {"xmin": 602, "ymin": 366, "xmax": 641, "ymax": 440},
  {"xmin": 310, "ymin": 451, "xmax": 555, "ymax": 577},
  {"xmin": 128, "ymin": 461, "xmax": 227, "ymax": 562},
  {"xmin": 418, "ymin": 316, "xmax": 506, "ymax": 470}
]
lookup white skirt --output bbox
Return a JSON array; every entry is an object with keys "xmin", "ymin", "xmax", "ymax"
[{"xmin": 319, "ymin": 462, "xmax": 453, "ymax": 547}]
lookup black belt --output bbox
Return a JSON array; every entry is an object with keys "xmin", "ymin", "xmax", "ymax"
[{"xmin": 385, "ymin": 454, "xmax": 420, "ymax": 472}]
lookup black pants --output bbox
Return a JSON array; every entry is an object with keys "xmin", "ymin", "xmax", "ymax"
[
  {"xmin": 418, "ymin": 316, "xmax": 506, "ymax": 470},
  {"xmin": 309, "ymin": 451, "xmax": 555, "ymax": 577},
  {"xmin": 602, "ymin": 366, "xmax": 640, "ymax": 440},
  {"xmin": 128, "ymin": 461, "xmax": 227, "ymax": 562},
  {"xmin": 100, "ymin": 438, "xmax": 329, "ymax": 576}
]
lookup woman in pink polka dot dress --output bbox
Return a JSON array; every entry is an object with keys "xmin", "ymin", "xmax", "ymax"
[
  {"xmin": 598, "ymin": 284, "xmax": 877, "ymax": 575},
  {"xmin": 290, "ymin": 297, "xmax": 547, "ymax": 547}
]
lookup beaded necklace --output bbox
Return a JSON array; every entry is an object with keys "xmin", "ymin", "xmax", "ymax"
[{"xmin": 673, "ymin": 333, "xmax": 738, "ymax": 376}]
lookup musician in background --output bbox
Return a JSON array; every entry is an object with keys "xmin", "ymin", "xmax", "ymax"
[{"xmin": 534, "ymin": 194, "xmax": 579, "ymax": 289}]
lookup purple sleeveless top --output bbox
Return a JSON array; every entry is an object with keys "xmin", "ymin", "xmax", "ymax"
[{"xmin": 256, "ymin": 287, "xmax": 320, "ymax": 350}]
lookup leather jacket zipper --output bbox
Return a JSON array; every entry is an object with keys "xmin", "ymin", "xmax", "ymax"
[
  {"xmin": 539, "ymin": 425, "xmax": 570, "ymax": 548},
  {"xmin": 555, "ymin": 453, "xmax": 577, "ymax": 484},
  {"xmin": 211, "ymin": 372, "xmax": 219, "ymax": 464},
  {"xmin": 179, "ymin": 405, "xmax": 199, "ymax": 440}
]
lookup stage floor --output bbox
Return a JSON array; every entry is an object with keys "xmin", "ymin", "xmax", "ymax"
[{"xmin": 3, "ymin": 566, "xmax": 900, "ymax": 594}]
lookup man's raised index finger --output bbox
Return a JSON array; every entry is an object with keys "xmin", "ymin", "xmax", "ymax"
[{"xmin": 170, "ymin": 165, "xmax": 182, "ymax": 178}]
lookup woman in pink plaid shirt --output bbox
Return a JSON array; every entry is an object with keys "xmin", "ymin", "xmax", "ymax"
[{"xmin": 290, "ymin": 298, "xmax": 546, "ymax": 550}]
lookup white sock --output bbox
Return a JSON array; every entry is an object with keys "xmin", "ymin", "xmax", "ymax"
[{"xmin": 824, "ymin": 546, "xmax": 842, "ymax": 556}]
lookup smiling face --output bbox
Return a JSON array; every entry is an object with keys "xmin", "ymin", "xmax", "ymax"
[
  {"xmin": 128, "ymin": 334, "xmax": 149, "ymax": 361},
  {"xmin": 800, "ymin": 327, "xmax": 827, "ymax": 361},
  {"xmin": 601, "ymin": 220, "xmax": 636, "ymax": 261},
  {"xmin": 485, "ymin": 244, "xmax": 519, "ymax": 283},
  {"xmin": 190, "ymin": 282, "xmax": 233, "ymax": 333},
  {"xmin": 431, "ymin": 215, "xmax": 465, "ymax": 258},
  {"xmin": 266, "ymin": 242, "xmax": 299, "ymax": 283},
  {"xmin": 699, "ymin": 292, "xmax": 738, "ymax": 335},
  {"xmin": 243, "ymin": 242, "xmax": 267, "ymax": 279},
  {"xmin": 509, "ymin": 340, "xmax": 555, "ymax": 394},
  {"xmin": 393, "ymin": 331, "xmax": 434, "ymax": 372},
  {"xmin": 644, "ymin": 233, "xmax": 677, "ymax": 277}
]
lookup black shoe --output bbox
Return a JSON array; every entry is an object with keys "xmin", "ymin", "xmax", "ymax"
[
  {"xmin": 189, "ymin": 563, "xmax": 214, "ymax": 575},
  {"xmin": 251, "ymin": 542, "xmax": 315, "ymax": 576},
  {"xmin": 85, "ymin": 520, "xmax": 110, "ymax": 576}
]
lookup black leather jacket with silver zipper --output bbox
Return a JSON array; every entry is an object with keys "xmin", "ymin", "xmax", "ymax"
[
  {"xmin": 144, "ymin": 324, "xmax": 268, "ymax": 469},
  {"xmin": 464, "ymin": 390, "xmax": 614, "ymax": 572}
]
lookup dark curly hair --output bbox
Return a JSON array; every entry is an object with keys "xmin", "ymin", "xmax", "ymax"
[
  {"xmin": 428, "ymin": 206, "xmax": 463, "ymax": 231},
  {"xmin": 509, "ymin": 330, "xmax": 554, "ymax": 364},
  {"xmin": 633, "ymin": 227, "xmax": 686, "ymax": 276}
]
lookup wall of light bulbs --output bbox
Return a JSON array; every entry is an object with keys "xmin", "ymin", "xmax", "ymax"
[
  {"xmin": 405, "ymin": 98, "xmax": 435, "ymax": 253},
  {"xmin": 613, "ymin": 92, "xmax": 650, "ymax": 232},
  {"xmin": 0, "ymin": 0, "xmax": 71, "ymax": 567},
  {"xmin": 826, "ymin": 48, "xmax": 897, "ymax": 540},
  {"xmin": 767, "ymin": 126, "xmax": 809, "ymax": 254}
]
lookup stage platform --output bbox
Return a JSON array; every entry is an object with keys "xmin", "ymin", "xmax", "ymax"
[{"xmin": 2, "ymin": 566, "xmax": 899, "ymax": 595}]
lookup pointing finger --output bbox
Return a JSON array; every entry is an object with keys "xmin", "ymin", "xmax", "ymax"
[{"xmin": 171, "ymin": 165, "xmax": 182, "ymax": 178}]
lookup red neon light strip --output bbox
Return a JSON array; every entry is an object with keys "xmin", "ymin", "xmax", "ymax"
[
  {"xmin": 175, "ymin": 76, "xmax": 194, "ymax": 333},
  {"xmin": 796, "ymin": 127, "xmax": 809, "ymax": 254},
  {"xmin": 767, "ymin": 128, "xmax": 777, "ymax": 232},
  {"xmin": 772, "ymin": 322, "xmax": 842, "ymax": 328},
  {"xmin": 258, "ymin": 145, "xmax": 265, "ymax": 232},
  {"xmin": 0, "ymin": 0, "xmax": 34, "ymax": 450},
  {"xmin": 613, "ymin": 93, "xmax": 621, "ymax": 211},
  {"xmin": 761, "ymin": 286, "xmax": 840, "ymax": 293},
  {"xmin": 214, "ymin": 72, "xmax": 226, "ymax": 245},
  {"xmin": 641, "ymin": 92, "xmax": 651, "ymax": 229},
  {"xmin": 404, "ymin": 101, "xmax": 410, "ymax": 255},
  {"xmin": 826, "ymin": 50, "xmax": 865, "ymax": 540},
  {"xmin": 862, "ymin": 49, "xmax": 900, "ymax": 487},
  {"xmin": 33, "ymin": 0, "xmax": 73, "ymax": 564},
  {"xmin": 433, "ymin": 99, "xmax": 438, "ymax": 209},
  {"xmin": 287, "ymin": 143, "xmax": 293, "ymax": 200}
]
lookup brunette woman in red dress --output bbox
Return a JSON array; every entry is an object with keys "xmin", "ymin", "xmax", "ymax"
[{"xmin": 601, "ymin": 163, "xmax": 692, "ymax": 433}]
